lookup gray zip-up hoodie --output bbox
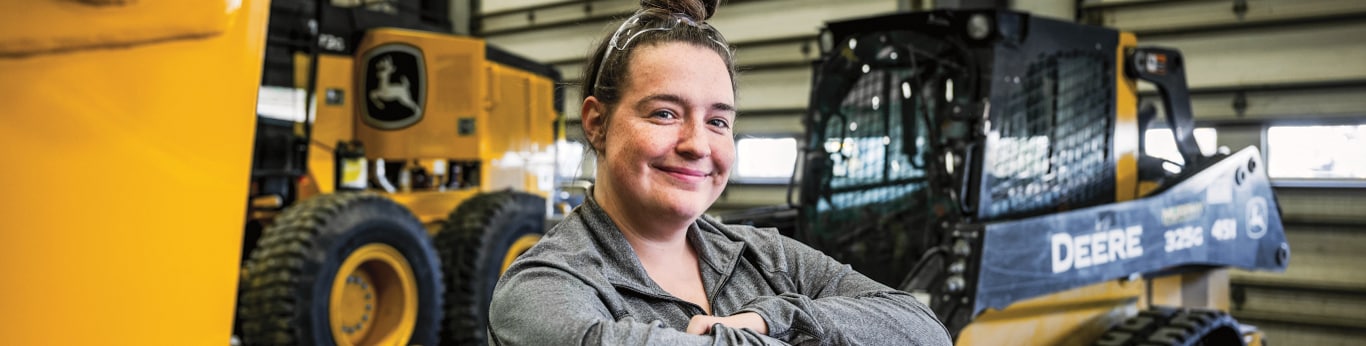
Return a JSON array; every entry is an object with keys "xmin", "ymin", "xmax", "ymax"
[{"xmin": 488, "ymin": 195, "xmax": 952, "ymax": 345}]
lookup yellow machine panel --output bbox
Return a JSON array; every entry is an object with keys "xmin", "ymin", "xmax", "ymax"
[
  {"xmin": 353, "ymin": 28, "xmax": 487, "ymax": 161},
  {"xmin": 0, "ymin": 0, "xmax": 270, "ymax": 344},
  {"xmin": 1114, "ymin": 32, "xmax": 1142, "ymax": 201},
  {"xmin": 0, "ymin": 0, "xmax": 230, "ymax": 57},
  {"xmin": 960, "ymin": 281, "xmax": 1144, "ymax": 345},
  {"xmin": 483, "ymin": 63, "xmax": 559, "ymax": 196},
  {"xmin": 304, "ymin": 53, "xmax": 358, "ymax": 196}
]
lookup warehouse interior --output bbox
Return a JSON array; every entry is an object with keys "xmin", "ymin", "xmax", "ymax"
[
  {"xmin": 2, "ymin": 0, "xmax": 1364, "ymax": 345},
  {"xmin": 489, "ymin": 1, "xmax": 1365, "ymax": 342}
]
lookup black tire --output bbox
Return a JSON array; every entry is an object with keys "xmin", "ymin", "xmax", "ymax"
[
  {"xmin": 1096, "ymin": 306, "xmax": 1244, "ymax": 346},
  {"xmin": 436, "ymin": 191, "xmax": 546, "ymax": 346},
  {"xmin": 237, "ymin": 192, "xmax": 444, "ymax": 346}
]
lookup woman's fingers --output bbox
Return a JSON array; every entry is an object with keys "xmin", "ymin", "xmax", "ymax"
[
  {"xmin": 684, "ymin": 313, "xmax": 769, "ymax": 335},
  {"xmin": 685, "ymin": 315, "xmax": 717, "ymax": 334}
]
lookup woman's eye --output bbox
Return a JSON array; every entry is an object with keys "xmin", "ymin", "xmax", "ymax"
[
  {"xmin": 708, "ymin": 118, "xmax": 731, "ymax": 129},
  {"xmin": 650, "ymin": 110, "xmax": 678, "ymax": 119}
]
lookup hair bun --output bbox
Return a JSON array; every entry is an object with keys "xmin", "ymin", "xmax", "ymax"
[{"xmin": 639, "ymin": 0, "xmax": 719, "ymax": 21}]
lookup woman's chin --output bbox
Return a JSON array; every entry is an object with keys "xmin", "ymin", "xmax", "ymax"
[{"xmin": 650, "ymin": 195, "xmax": 712, "ymax": 221}]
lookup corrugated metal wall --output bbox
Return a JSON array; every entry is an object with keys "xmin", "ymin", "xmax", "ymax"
[
  {"xmin": 481, "ymin": 0, "xmax": 898, "ymax": 120},
  {"xmin": 473, "ymin": 0, "xmax": 1366, "ymax": 343}
]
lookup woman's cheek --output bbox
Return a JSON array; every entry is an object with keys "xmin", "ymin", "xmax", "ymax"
[{"xmin": 716, "ymin": 145, "xmax": 735, "ymax": 179}]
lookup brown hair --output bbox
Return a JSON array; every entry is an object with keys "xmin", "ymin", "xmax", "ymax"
[{"xmin": 580, "ymin": 0, "xmax": 737, "ymax": 153}]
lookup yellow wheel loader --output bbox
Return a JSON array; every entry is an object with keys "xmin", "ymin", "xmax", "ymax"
[
  {"xmin": 237, "ymin": 1, "xmax": 562, "ymax": 345},
  {"xmin": 743, "ymin": 9, "xmax": 1290, "ymax": 346},
  {"xmin": 2, "ymin": 1, "xmax": 561, "ymax": 345}
]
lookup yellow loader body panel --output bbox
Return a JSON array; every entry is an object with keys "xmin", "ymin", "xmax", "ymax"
[{"xmin": 0, "ymin": 0, "xmax": 270, "ymax": 344}]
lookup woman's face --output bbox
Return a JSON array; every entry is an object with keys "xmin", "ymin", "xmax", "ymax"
[{"xmin": 591, "ymin": 42, "xmax": 735, "ymax": 222}]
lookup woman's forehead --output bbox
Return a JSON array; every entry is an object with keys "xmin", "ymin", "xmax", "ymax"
[{"xmin": 623, "ymin": 42, "xmax": 735, "ymax": 107}]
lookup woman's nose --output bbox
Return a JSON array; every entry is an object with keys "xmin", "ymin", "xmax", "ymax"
[{"xmin": 675, "ymin": 120, "xmax": 711, "ymax": 159}]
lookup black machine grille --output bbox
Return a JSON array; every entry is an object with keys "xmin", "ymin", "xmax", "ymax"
[
  {"xmin": 802, "ymin": 27, "xmax": 982, "ymax": 285},
  {"xmin": 808, "ymin": 67, "xmax": 936, "ymax": 285},
  {"xmin": 983, "ymin": 52, "xmax": 1113, "ymax": 220},
  {"xmin": 826, "ymin": 69, "xmax": 927, "ymax": 192}
]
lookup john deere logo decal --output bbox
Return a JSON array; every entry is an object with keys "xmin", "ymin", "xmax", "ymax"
[
  {"xmin": 1246, "ymin": 196, "xmax": 1269, "ymax": 240},
  {"xmin": 362, "ymin": 44, "xmax": 425, "ymax": 129}
]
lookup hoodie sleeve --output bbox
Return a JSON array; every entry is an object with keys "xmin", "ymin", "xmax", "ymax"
[{"xmin": 733, "ymin": 235, "xmax": 952, "ymax": 346}]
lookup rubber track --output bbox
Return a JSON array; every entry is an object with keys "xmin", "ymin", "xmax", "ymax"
[{"xmin": 1095, "ymin": 306, "xmax": 1242, "ymax": 346}]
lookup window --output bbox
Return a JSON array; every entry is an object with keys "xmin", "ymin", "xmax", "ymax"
[
  {"xmin": 822, "ymin": 136, "xmax": 896, "ymax": 179},
  {"xmin": 555, "ymin": 140, "xmax": 593, "ymax": 180},
  {"xmin": 735, "ymin": 137, "xmax": 799, "ymax": 182},
  {"xmin": 332, "ymin": 0, "xmax": 398, "ymax": 14},
  {"xmin": 1267, "ymin": 124, "xmax": 1366, "ymax": 180},
  {"xmin": 1144, "ymin": 127, "xmax": 1217, "ymax": 167},
  {"xmin": 256, "ymin": 86, "xmax": 307, "ymax": 122}
]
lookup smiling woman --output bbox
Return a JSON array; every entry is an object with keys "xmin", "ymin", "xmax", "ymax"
[
  {"xmin": 485, "ymin": 1, "xmax": 952, "ymax": 345},
  {"xmin": 588, "ymin": 43, "xmax": 737, "ymax": 232}
]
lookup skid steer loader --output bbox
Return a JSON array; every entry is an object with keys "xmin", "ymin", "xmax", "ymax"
[
  {"xmin": 790, "ymin": 9, "xmax": 1290, "ymax": 345},
  {"xmin": 234, "ymin": 1, "xmax": 563, "ymax": 345}
]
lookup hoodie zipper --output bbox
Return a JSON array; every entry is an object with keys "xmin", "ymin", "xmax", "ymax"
[{"xmin": 614, "ymin": 283, "xmax": 710, "ymax": 316}]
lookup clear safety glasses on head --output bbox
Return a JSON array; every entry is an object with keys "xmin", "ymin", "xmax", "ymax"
[{"xmin": 591, "ymin": 10, "xmax": 730, "ymax": 94}]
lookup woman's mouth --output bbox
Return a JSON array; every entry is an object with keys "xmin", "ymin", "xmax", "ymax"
[{"xmin": 656, "ymin": 165, "xmax": 710, "ymax": 183}]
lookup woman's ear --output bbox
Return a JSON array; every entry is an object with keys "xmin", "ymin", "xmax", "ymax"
[{"xmin": 581, "ymin": 96, "xmax": 607, "ymax": 151}]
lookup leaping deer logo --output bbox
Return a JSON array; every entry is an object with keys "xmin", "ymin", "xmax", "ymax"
[{"xmin": 369, "ymin": 57, "xmax": 420, "ymax": 112}]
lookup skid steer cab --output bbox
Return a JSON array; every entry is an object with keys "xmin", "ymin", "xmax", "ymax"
[
  {"xmin": 236, "ymin": 2, "xmax": 563, "ymax": 345},
  {"xmin": 796, "ymin": 9, "xmax": 1290, "ymax": 346}
]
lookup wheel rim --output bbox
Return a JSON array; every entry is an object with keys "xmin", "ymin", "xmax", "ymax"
[
  {"xmin": 500, "ymin": 234, "xmax": 542, "ymax": 274},
  {"xmin": 329, "ymin": 243, "xmax": 418, "ymax": 346}
]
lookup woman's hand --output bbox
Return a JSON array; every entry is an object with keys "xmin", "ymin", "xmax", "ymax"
[{"xmin": 685, "ymin": 312, "xmax": 769, "ymax": 335}]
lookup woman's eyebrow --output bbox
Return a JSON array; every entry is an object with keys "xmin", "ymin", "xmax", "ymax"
[
  {"xmin": 635, "ymin": 93, "xmax": 735, "ymax": 113},
  {"xmin": 635, "ymin": 93, "xmax": 687, "ymax": 110},
  {"xmin": 712, "ymin": 102, "xmax": 736, "ymax": 113}
]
